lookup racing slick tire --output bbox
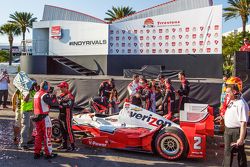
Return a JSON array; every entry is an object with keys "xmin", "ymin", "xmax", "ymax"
[
  {"xmin": 51, "ymin": 119, "xmax": 62, "ymax": 142},
  {"xmin": 154, "ymin": 127, "xmax": 188, "ymax": 160}
]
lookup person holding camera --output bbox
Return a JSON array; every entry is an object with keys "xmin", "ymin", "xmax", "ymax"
[
  {"xmin": 0, "ymin": 69, "xmax": 10, "ymax": 109},
  {"xmin": 33, "ymin": 81, "xmax": 57, "ymax": 159},
  {"xmin": 57, "ymin": 81, "xmax": 75, "ymax": 151}
]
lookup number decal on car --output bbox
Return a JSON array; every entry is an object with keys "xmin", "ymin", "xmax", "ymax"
[{"xmin": 194, "ymin": 137, "xmax": 201, "ymax": 149}]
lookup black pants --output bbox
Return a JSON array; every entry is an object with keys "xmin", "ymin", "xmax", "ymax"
[
  {"xmin": 223, "ymin": 127, "xmax": 247, "ymax": 167},
  {"xmin": 162, "ymin": 99, "xmax": 175, "ymax": 115},
  {"xmin": 178, "ymin": 96, "xmax": 189, "ymax": 111},
  {"xmin": 0, "ymin": 90, "xmax": 8, "ymax": 107},
  {"xmin": 59, "ymin": 109, "xmax": 75, "ymax": 147}
]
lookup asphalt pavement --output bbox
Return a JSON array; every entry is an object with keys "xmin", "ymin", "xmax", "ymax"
[{"xmin": 0, "ymin": 107, "xmax": 249, "ymax": 167}]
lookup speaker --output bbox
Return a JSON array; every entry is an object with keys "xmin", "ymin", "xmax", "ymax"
[{"xmin": 234, "ymin": 52, "xmax": 250, "ymax": 84}]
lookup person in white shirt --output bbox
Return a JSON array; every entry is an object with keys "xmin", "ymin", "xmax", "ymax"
[
  {"xmin": 127, "ymin": 74, "xmax": 139, "ymax": 96},
  {"xmin": 0, "ymin": 69, "xmax": 10, "ymax": 108},
  {"xmin": 221, "ymin": 77, "xmax": 249, "ymax": 167}
]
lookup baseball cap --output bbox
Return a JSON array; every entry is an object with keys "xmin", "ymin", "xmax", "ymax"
[{"xmin": 57, "ymin": 81, "xmax": 69, "ymax": 88}]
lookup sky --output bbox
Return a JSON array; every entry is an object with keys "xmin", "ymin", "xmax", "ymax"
[{"xmin": 0, "ymin": 0, "xmax": 243, "ymax": 45}]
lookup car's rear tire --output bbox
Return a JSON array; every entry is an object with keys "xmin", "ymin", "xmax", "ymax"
[
  {"xmin": 51, "ymin": 119, "xmax": 62, "ymax": 141},
  {"xmin": 154, "ymin": 127, "xmax": 188, "ymax": 160}
]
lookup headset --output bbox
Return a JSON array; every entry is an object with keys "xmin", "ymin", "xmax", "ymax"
[{"xmin": 42, "ymin": 81, "xmax": 49, "ymax": 91}]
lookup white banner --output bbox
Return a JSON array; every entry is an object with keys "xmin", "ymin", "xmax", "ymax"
[
  {"xmin": 48, "ymin": 21, "xmax": 109, "ymax": 56},
  {"xmin": 109, "ymin": 5, "xmax": 222, "ymax": 55}
]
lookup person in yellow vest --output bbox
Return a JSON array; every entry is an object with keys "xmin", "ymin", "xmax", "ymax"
[{"xmin": 19, "ymin": 82, "xmax": 37, "ymax": 150}]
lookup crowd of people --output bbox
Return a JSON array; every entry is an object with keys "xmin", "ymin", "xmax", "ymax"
[
  {"xmin": 93, "ymin": 71, "xmax": 190, "ymax": 118},
  {"xmin": 127, "ymin": 71, "xmax": 190, "ymax": 118}
]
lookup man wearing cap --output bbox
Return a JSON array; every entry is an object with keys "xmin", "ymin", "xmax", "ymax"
[
  {"xmin": 57, "ymin": 81, "xmax": 75, "ymax": 151},
  {"xmin": 98, "ymin": 78, "xmax": 115, "ymax": 99}
]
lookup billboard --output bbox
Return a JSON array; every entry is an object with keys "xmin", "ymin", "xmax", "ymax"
[
  {"xmin": 48, "ymin": 21, "xmax": 109, "ymax": 56},
  {"xmin": 109, "ymin": 5, "xmax": 222, "ymax": 55}
]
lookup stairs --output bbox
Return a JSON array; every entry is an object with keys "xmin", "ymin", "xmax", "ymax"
[{"xmin": 52, "ymin": 56, "xmax": 98, "ymax": 76}]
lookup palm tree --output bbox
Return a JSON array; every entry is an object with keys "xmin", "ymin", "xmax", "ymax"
[
  {"xmin": 104, "ymin": 6, "xmax": 136, "ymax": 23},
  {"xmin": 9, "ymin": 12, "xmax": 37, "ymax": 53},
  {"xmin": 0, "ymin": 23, "xmax": 21, "ymax": 65},
  {"xmin": 223, "ymin": 0, "xmax": 250, "ymax": 38}
]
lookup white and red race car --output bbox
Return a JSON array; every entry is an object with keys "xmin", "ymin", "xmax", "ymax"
[{"xmin": 52, "ymin": 102, "xmax": 214, "ymax": 160}]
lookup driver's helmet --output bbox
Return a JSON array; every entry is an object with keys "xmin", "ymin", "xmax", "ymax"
[{"xmin": 225, "ymin": 77, "xmax": 243, "ymax": 92}]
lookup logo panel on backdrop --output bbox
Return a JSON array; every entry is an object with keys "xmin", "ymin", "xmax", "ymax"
[{"xmin": 51, "ymin": 26, "xmax": 62, "ymax": 39}]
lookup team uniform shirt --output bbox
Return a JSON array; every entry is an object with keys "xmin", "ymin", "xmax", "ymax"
[
  {"xmin": 239, "ymin": 44, "xmax": 250, "ymax": 51},
  {"xmin": 178, "ymin": 79, "xmax": 190, "ymax": 96},
  {"xmin": 224, "ymin": 98, "xmax": 249, "ymax": 128},
  {"xmin": 98, "ymin": 81, "xmax": 114, "ymax": 99},
  {"xmin": 33, "ymin": 90, "xmax": 55, "ymax": 156}
]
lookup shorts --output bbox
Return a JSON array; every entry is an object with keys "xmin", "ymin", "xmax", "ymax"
[{"xmin": 14, "ymin": 109, "xmax": 21, "ymax": 128}]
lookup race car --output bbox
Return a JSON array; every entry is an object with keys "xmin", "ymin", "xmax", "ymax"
[{"xmin": 52, "ymin": 102, "xmax": 214, "ymax": 160}]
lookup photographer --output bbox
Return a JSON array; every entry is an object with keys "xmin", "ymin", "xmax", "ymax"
[
  {"xmin": 33, "ymin": 81, "xmax": 57, "ymax": 159},
  {"xmin": 0, "ymin": 69, "xmax": 10, "ymax": 109}
]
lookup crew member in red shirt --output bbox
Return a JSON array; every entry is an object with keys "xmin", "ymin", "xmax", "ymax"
[{"xmin": 33, "ymin": 81, "xmax": 57, "ymax": 159}]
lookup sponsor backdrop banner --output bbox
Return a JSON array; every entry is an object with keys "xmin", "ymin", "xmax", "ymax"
[{"xmin": 109, "ymin": 5, "xmax": 222, "ymax": 55}]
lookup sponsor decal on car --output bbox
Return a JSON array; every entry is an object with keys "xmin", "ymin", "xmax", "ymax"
[
  {"xmin": 88, "ymin": 140, "xmax": 108, "ymax": 147},
  {"xmin": 105, "ymin": 118, "xmax": 118, "ymax": 122},
  {"xmin": 130, "ymin": 111, "xmax": 171, "ymax": 127},
  {"xmin": 130, "ymin": 107, "xmax": 142, "ymax": 111}
]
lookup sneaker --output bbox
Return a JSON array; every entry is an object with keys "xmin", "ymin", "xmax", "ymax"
[{"xmin": 44, "ymin": 153, "xmax": 57, "ymax": 159}]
